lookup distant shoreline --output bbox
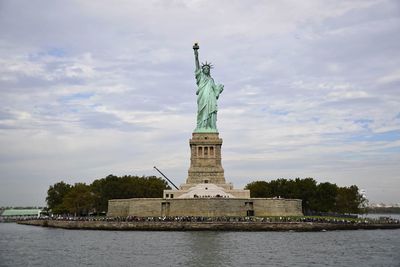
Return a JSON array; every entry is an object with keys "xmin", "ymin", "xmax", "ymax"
[
  {"xmin": 366, "ymin": 212, "xmax": 400, "ymax": 214},
  {"xmin": 18, "ymin": 220, "xmax": 400, "ymax": 231},
  {"xmin": 366, "ymin": 207, "xmax": 400, "ymax": 214}
]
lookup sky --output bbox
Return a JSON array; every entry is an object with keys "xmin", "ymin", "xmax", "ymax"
[{"xmin": 0, "ymin": 0, "xmax": 399, "ymax": 206}]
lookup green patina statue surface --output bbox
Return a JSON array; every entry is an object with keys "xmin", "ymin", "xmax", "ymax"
[{"xmin": 193, "ymin": 43, "xmax": 224, "ymax": 133}]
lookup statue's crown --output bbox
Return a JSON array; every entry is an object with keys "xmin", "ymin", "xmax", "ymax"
[{"xmin": 201, "ymin": 61, "xmax": 213, "ymax": 69}]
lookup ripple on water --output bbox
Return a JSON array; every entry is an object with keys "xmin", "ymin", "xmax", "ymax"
[{"xmin": 0, "ymin": 224, "xmax": 399, "ymax": 267}]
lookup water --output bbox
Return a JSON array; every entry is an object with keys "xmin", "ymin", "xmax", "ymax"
[{"xmin": 1, "ymin": 223, "xmax": 399, "ymax": 267}]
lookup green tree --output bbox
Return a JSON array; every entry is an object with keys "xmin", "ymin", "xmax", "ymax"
[
  {"xmin": 313, "ymin": 182, "xmax": 338, "ymax": 212},
  {"xmin": 291, "ymin": 178, "xmax": 317, "ymax": 213},
  {"xmin": 62, "ymin": 183, "xmax": 95, "ymax": 216},
  {"xmin": 46, "ymin": 181, "xmax": 72, "ymax": 214},
  {"xmin": 90, "ymin": 174, "xmax": 170, "ymax": 212},
  {"xmin": 336, "ymin": 185, "xmax": 366, "ymax": 214},
  {"xmin": 245, "ymin": 181, "xmax": 271, "ymax": 197},
  {"xmin": 244, "ymin": 178, "xmax": 371, "ymax": 214},
  {"xmin": 269, "ymin": 178, "xmax": 291, "ymax": 198}
]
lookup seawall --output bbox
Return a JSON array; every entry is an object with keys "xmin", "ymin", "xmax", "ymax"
[
  {"xmin": 18, "ymin": 220, "xmax": 400, "ymax": 231},
  {"xmin": 108, "ymin": 198, "xmax": 303, "ymax": 217}
]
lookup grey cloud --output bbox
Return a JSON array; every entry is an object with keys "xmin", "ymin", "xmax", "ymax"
[{"xmin": 0, "ymin": 0, "xmax": 399, "ymax": 205}]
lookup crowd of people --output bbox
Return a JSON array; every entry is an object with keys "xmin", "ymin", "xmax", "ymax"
[{"xmin": 15, "ymin": 214, "xmax": 400, "ymax": 225}]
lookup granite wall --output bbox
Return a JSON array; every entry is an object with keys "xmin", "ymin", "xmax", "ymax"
[{"xmin": 108, "ymin": 198, "xmax": 303, "ymax": 217}]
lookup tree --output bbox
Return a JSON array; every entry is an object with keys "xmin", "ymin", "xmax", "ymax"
[
  {"xmin": 62, "ymin": 183, "xmax": 95, "ymax": 216},
  {"xmin": 313, "ymin": 182, "xmax": 338, "ymax": 212},
  {"xmin": 336, "ymin": 185, "xmax": 366, "ymax": 214},
  {"xmin": 46, "ymin": 175, "xmax": 170, "ymax": 215},
  {"xmin": 90, "ymin": 175, "xmax": 170, "ymax": 213},
  {"xmin": 244, "ymin": 178, "xmax": 368, "ymax": 214},
  {"xmin": 291, "ymin": 178, "xmax": 317, "ymax": 213},
  {"xmin": 245, "ymin": 181, "xmax": 271, "ymax": 197},
  {"xmin": 46, "ymin": 181, "xmax": 72, "ymax": 214}
]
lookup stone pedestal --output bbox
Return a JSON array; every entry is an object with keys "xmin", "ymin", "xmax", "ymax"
[{"xmin": 186, "ymin": 132, "xmax": 226, "ymax": 185}]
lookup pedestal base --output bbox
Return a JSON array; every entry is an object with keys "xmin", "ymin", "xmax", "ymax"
[{"xmin": 186, "ymin": 132, "xmax": 226, "ymax": 184}]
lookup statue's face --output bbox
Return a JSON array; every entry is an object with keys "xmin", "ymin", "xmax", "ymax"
[{"xmin": 202, "ymin": 66, "xmax": 210, "ymax": 75}]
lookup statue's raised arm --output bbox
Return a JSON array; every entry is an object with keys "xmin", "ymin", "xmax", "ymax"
[
  {"xmin": 192, "ymin": 43, "xmax": 224, "ymax": 133},
  {"xmin": 193, "ymin": 43, "xmax": 200, "ymax": 71}
]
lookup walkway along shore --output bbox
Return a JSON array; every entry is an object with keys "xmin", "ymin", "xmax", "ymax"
[{"xmin": 18, "ymin": 219, "xmax": 400, "ymax": 231}]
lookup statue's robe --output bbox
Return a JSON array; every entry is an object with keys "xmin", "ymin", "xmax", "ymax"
[{"xmin": 195, "ymin": 69, "xmax": 223, "ymax": 132}]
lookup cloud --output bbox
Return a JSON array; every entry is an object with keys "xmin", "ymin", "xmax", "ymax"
[
  {"xmin": 377, "ymin": 69, "xmax": 400, "ymax": 84},
  {"xmin": 0, "ymin": 0, "xmax": 399, "ymax": 205}
]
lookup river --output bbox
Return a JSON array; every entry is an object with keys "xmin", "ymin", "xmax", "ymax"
[{"xmin": 0, "ymin": 223, "xmax": 399, "ymax": 267}]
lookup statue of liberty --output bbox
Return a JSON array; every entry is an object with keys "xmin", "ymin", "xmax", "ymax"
[{"xmin": 193, "ymin": 43, "xmax": 224, "ymax": 133}]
